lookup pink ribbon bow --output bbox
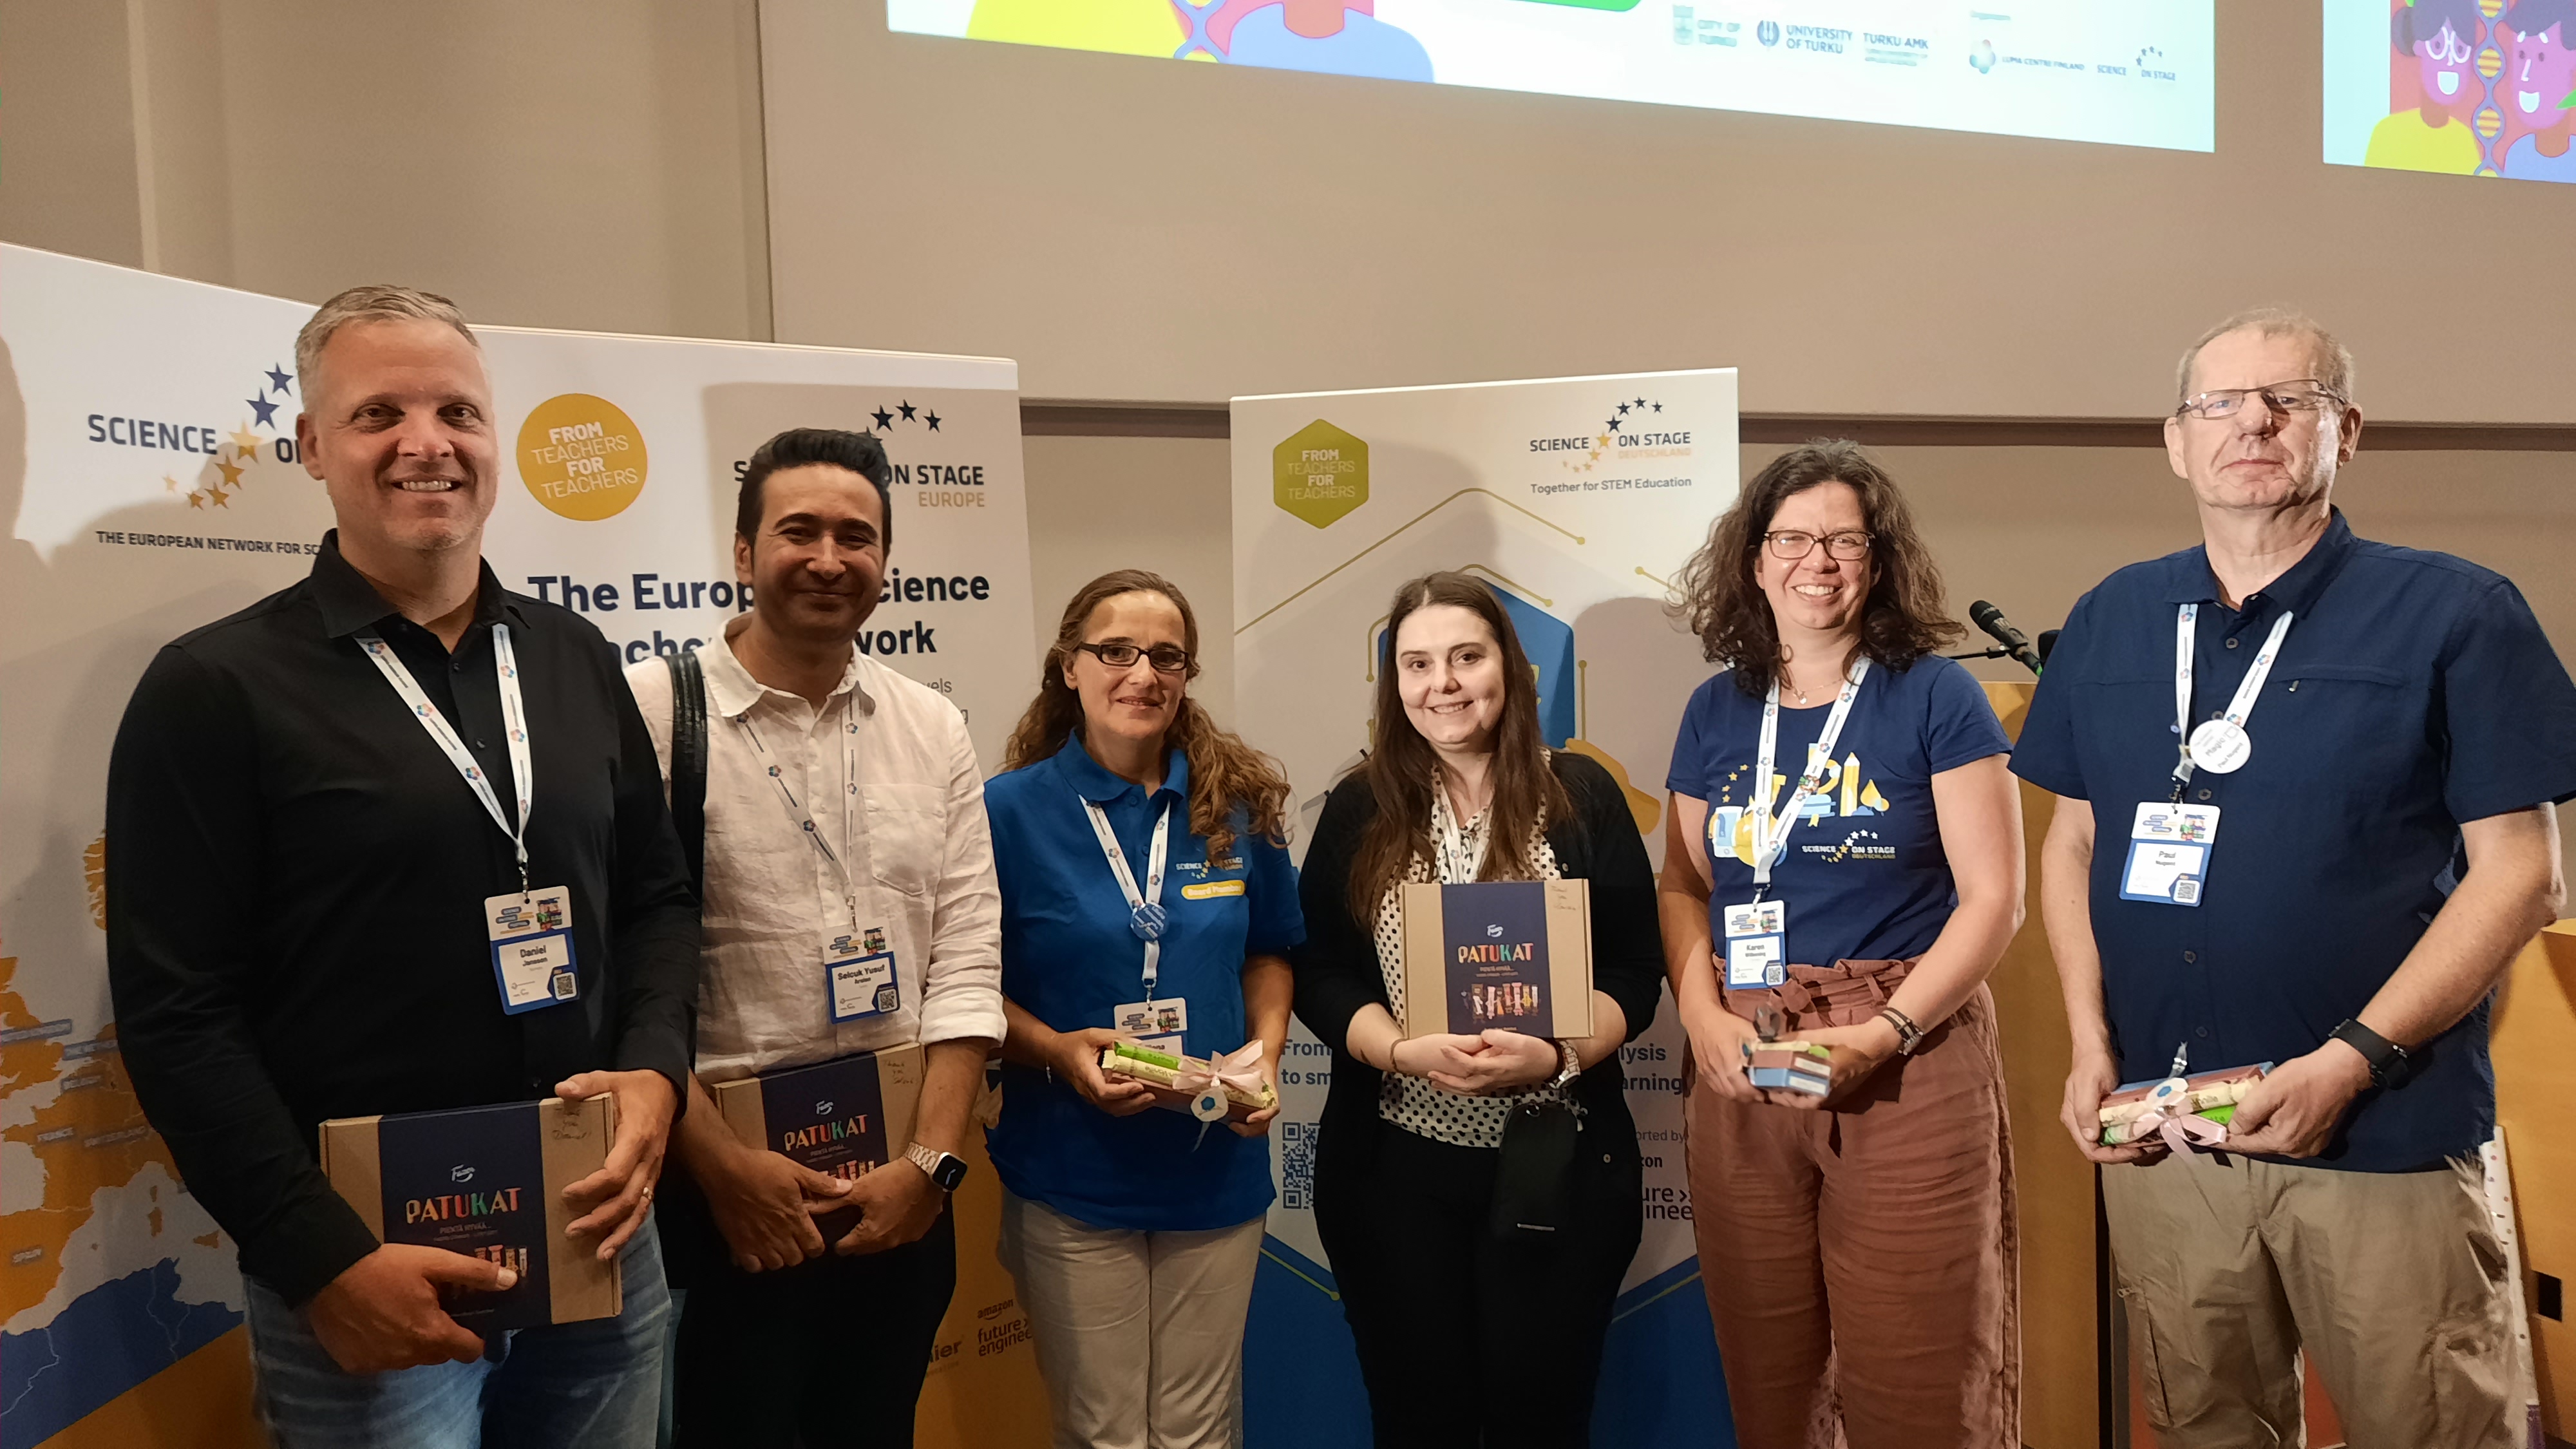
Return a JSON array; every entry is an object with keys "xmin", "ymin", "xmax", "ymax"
[
  {"xmin": 2140, "ymin": 1095, "xmax": 2230, "ymax": 1155},
  {"xmin": 1174, "ymin": 1042, "xmax": 1267, "ymax": 1105}
]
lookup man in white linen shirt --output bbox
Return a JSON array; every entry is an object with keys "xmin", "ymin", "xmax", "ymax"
[{"xmin": 627, "ymin": 426, "xmax": 1003, "ymax": 1448}]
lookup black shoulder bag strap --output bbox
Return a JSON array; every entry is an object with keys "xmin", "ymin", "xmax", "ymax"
[{"xmin": 663, "ymin": 649, "xmax": 709, "ymax": 898}]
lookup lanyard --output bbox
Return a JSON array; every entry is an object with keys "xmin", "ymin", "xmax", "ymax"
[
  {"xmin": 357, "ymin": 625, "xmax": 534, "ymax": 894},
  {"xmin": 1432, "ymin": 784, "xmax": 1492, "ymax": 884},
  {"xmin": 1751, "ymin": 659, "xmax": 1870, "ymax": 893},
  {"xmin": 1084, "ymin": 797, "xmax": 1173, "ymax": 1000},
  {"xmin": 730, "ymin": 701, "xmax": 862, "ymax": 932},
  {"xmin": 2170, "ymin": 605, "xmax": 2295, "ymax": 788}
]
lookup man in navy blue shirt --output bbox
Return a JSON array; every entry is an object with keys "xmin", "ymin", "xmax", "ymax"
[{"xmin": 2015, "ymin": 308, "xmax": 2575, "ymax": 1449}]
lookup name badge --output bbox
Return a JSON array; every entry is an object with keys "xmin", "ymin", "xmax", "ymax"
[
  {"xmin": 1113, "ymin": 997, "xmax": 1188, "ymax": 1057},
  {"xmin": 824, "ymin": 927, "xmax": 900, "ymax": 1023},
  {"xmin": 485, "ymin": 887, "xmax": 578, "ymax": 1014},
  {"xmin": 1721, "ymin": 899, "xmax": 1788, "ymax": 990},
  {"xmin": 2119, "ymin": 802, "xmax": 2221, "ymax": 907}
]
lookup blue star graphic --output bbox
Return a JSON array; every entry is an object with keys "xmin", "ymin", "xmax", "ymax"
[
  {"xmin": 247, "ymin": 395, "xmax": 279, "ymax": 427},
  {"xmin": 267, "ymin": 364, "xmax": 294, "ymax": 394}
]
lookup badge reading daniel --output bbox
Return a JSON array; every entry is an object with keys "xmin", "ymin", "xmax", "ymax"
[{"xmin": 485, "ymin": 887, "xmax": 578, "ymax": 1013}]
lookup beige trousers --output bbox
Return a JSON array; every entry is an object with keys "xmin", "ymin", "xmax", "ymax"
[
  {"xmin": 2101, "ymin": 1148, "xmax": 2515, "ymax": 1449},
  {"xmin": 996, "ymin": 1191, "xmax": 1266, "ymax": 1449}
]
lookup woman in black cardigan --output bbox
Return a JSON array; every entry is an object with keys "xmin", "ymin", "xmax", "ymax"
[{"xmin": 1292, "ymin": 572, "xmax": 1663, "ymax": 1449}]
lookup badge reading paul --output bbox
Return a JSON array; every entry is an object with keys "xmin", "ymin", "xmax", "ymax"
[
  {"xmin": 2119, "ymin": 803, "xmax": 2221, "ymax": 907},
  {"xmin": 824, "ymin": 928, "xmax": 900, "ymax": 1023},
  {"xmin": 486, "ymin": 887, "xmax": 579, "ymax": 1013}
]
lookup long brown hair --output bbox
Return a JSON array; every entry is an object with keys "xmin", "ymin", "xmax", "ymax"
[
  {"xmin": 1671, "ymin": 439, "xmax": 1963, "ymax": 697},
  {"xmin": 1347, "ymin": 572, "xmax": 1573, "ymax": 921},
  {"xmin": 1001, "ymin": 569, "xmax": 1289, "ymax": 865}
]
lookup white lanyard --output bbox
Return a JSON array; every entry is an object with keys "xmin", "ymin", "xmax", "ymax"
[
  {"xmin": 2170, "ymin": 605, "xmax": 2295, "ymax": 786},
  {"xmin": 357, "ymin": 625, "xmax": 534, "ymax": 893},
  {"xmin": 731, "ymin": 701, "xmax": 862, "ymax": 931},
  {"xmin": 1751, "ymin": 659, "xmax": 1870, "ymax": 892},
  {"xmin": 1084, "ymin": 797, "xmax": 1173, "ymax": 1000},
  {"xmin": 1432, "ymin": 784, "xmax": 1492, "ymax": 884}
]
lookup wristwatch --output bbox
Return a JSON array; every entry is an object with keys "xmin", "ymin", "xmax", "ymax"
[
  {"xmin": 905, "ymin": 1141, "xmax": 969, "ymax": 1193},
  {"xmin": 1877, "ymin": 1007, "xmax": 1926, "ymax": 1057},
  {"xmin": 2329, "ymin": 1018, "xmax": 2410, "ymax": 1090},
  {"xmin": 1546, "ymin": 1039, "xmax": 1583, "ymax": 1090}
]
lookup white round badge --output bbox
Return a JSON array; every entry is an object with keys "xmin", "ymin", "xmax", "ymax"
[{"xmin": 2186, "ymin": 719, "xmax": 2252, "ymax": 775}]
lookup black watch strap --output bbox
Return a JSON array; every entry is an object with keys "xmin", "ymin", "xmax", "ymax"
[{"xmin": 2329, "ymin": 1018, "xmax": 2409, "ymax": 1089}]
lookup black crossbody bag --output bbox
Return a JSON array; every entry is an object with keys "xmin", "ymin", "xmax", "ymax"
[
  {"xmin": 1489, "ymin": 1096, "xmax": 1584, "ymax": 1240},
  {"xmin": 662, "ymin": 649, "xmax": 708, "ymax": 896}
]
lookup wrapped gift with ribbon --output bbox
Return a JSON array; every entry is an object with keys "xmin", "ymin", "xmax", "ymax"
[
  {"xmin": 2097, "ymin": 1061, "xmax": 2271, "ymax": 1149},
  {"xmin": 1099, "ymin": 1039, "xmax": 1276, "ymax": 1123}
]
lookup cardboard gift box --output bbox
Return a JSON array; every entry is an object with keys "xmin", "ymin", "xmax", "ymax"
[
  {"xmin": 319, "ymin": 1094, "xmax": 620, "ymax": 1331},
  {"xmin": 2096, "ymin": 1062, "xmax": 2270, "ymax": 1146},
  {"xmin": 1745, "ymin": 1041, "xmax": 1833, "ymax": 1096},
  {"xmin": 1397, "ymin": 879, "xmax": 1593, "ymax": 1041},
  {"xmin": 710, "ymin": 1043, "xmax": 924, "ymax": 1241},
  {"xmin": 1096, "ymin": 1040, "xmax": 1276, "ymax": 1122}
]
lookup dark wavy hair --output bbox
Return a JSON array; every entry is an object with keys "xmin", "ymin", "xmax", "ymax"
[
  {"xmin": 1345, "ymin": 572, "xmax": 1573, "ymax": 921},
  {"xmin": 1001, "ymin": 569, "xmax": 1288, "ymax": 867},
  {"xmin": 735, "ymin": 428, "xmax": 893, "ymax": 549},
  {"xmin": 1670, "ymin": 439, "xmax": 1963, "ymax": 698}
]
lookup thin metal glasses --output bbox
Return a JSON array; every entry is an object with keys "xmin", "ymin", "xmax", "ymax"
[{"xmin": 2174, "ymin": 378, "xmax": 2347, "ymax": 422}]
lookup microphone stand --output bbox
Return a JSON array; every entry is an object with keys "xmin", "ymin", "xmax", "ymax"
[{"xmin": 1944, "ymin": 647, "xmax": 2018, "ymax": 661}]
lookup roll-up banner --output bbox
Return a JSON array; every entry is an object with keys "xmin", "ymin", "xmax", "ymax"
[
  {"xmin": 0, "ymin": 244, "xmax": 1042, "ymax": 1447},
  {"xmin": 1232, "ymin": 369, "xmax": 1739, "ymax": 1447}
]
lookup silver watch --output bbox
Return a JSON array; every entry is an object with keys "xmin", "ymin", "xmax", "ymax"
[{"xmin": 1546, "ymin": 1039, "xmax": 1583, "ymax": 1090}]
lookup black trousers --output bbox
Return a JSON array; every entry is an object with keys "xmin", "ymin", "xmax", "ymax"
[
  {"xmin": 670, "ymin": 1207, "xmax": 958, "ymax": 1448},
  {"xmin": 1314, "ymin": 1119, "xmax": 1643, "ymax": 1449}
]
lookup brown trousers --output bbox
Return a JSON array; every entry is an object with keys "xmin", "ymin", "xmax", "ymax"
[
  {"xmin": 2101, "ymin": 1148, "xmax": 2515, "ymax": 1449},
  {"xmin": 1685, "ymin": 961, "xmax": 2020, "ymax": 1449}
]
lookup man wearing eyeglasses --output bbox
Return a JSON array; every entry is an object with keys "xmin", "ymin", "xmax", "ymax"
[
  {"xmin": 625, "ymin": 427, "xmax": 1003, "ymax": 1446},
  {"xmin": 2013, "ymin": 309, "xmax": 2575, "ymax": 1448}
]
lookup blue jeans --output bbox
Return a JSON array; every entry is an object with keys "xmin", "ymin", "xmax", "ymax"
[{"xmin": 245, "ymin": 1220, "xmax": 670, "ymax": 1449}]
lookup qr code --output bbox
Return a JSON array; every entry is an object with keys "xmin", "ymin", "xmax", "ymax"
[
  {"xmin": 2174, "ymin": 878, "xmax": 2201, "ymax": 905},
  {"xmin": 549, "ymin": 971, "xmax": 578, "ymax": 1000},
  {"xmin": 1279, "ymin": 1121, "xmax": 1318, "ymax": 1211}
]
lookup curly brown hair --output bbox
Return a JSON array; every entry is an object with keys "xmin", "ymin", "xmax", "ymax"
[
  {"xmin": 1001, "ymin": 569, "xmax": 1289, "ymax": 866},
  {"xmin": 1670, "ymin": 439, "xmax": 1963, "ymax": 697},
  {"xmin": 1345, "ymin": 572, "xmax": 1574, "ymax": 922}
]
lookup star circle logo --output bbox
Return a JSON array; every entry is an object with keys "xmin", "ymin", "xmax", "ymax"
[{"xmin": 1757, "ymin": 20, "xmax": 1779, "ymax": 46}]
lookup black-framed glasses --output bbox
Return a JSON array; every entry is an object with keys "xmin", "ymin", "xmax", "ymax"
[
  {"xmin": 1074, "ymin": 640, "xmax": 1193, "ymax": 676},
  {"xmin": 1762, "ymin": 529, "xmax": 1873, "ymax": 562},
  {"xmin": 2174, "ymin": 378, "xmax": 2347, "ymax": 422}
]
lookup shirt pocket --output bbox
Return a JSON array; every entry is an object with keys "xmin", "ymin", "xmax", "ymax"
[
  {"xmin": 2259, "ymin": 665, "xmax": 2433, "ymax": 805},
  {"xmin": 860, "ymin": 782, "xmax": 947, "ymax": 898}
]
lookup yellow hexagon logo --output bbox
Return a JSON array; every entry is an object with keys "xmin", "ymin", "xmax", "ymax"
[{"xmin": 1273, "ymin": 420, "xmax": 1368, "ymax": 529}]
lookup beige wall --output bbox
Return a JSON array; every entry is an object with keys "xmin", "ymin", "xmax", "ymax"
[
  {"xmin": 1, "ymin": 0, "xmax": 773, "ymax": 341},
  {"xmin": 762, "ymin": 1, "xmax": 2576, "ymax": 422}
]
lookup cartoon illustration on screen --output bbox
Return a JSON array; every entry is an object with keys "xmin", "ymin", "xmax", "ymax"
[
  {"xmin": 967, "ymin": 1, "xmax": 1430, "ymax": 80},
  {"xmin": 2497, "ymin": 0, "xmax": 2576, "ymax": 178},
  {"xmin": 2366, "ymin": 0, "xmax": 2490, "ymax": 175}
]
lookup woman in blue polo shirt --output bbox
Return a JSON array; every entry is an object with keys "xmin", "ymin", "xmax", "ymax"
[
  {"xmin": 983, "ymin": 569, "xmax": 1301, "ymax": 1449},
  {"xmin": 1661, "ymin": 441, "xmax": 2025, "ymax": 1448}
]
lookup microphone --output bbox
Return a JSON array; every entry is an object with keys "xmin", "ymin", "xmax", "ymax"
[{"xmin": 1969, "ymin": 600, "xmax": 2045, "ymax": 676}]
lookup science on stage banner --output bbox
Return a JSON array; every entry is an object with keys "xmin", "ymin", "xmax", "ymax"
[
  {"xmin": 1231, "ymin": 369, "xmax": 1735, "ymax": 1446},
  {"xmin": 0, "ymin": 244, "xmax": 1041, "ymax": 1448}
]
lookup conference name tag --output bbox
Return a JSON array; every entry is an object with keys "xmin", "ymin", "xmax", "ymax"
[
  {"xmin": 485, "ymin": 887, "xmax": 578, "ymax": 1014},
  {"xmin": 1721, "ymin": 899, "xmax": 1788, "ymax": 990},
  {"xmin": 2119, "ymin": 803, "xmax": 2221, "ymax": 907},
  {"xmin": 824, "ymin": 927, "xmax": 900, "ymax": 1023},
  {"xmin": 1115, "ymin": 997, "xmax": 1188, "ymax": 1057}
]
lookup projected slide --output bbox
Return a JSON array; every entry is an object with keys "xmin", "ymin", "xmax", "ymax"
[
  {"xmin": 2325, "ymin": 0, "xmax": 2576, "ymax": 182},
  {"xmin": 888, "ymin": 1, "xmax": 2214, "ymax": 152}
]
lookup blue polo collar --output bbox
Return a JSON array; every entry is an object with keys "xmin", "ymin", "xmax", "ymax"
[
  {"xmin": 1059, "ymin": 730, "xmax": 1191, "ymax": 808},
  {"xmin": 2162, "ymin": 507, "xmax": 2358, "ymax": 619}
]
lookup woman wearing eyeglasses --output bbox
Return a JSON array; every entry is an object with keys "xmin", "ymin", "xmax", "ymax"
[
  {"xmin": 983, "ymin": 570, "xmax": 1302, "ymax": 1449},
  {"xmin": 1662, "ymin": 442, "xmax": 2026, "ymax": 1448}
]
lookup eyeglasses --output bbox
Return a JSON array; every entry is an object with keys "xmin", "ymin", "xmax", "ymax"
[
  {"xmin": 2174, "ymin": 379, "xmax": 2347, "ymax": 422},
  {"xmin": 1074, "ymin": 640, "xmax": 1193, "ymax": 676},
  {"xmin": 1762, "ymin": 530, "xmax": 1874, "ymax": 562}
]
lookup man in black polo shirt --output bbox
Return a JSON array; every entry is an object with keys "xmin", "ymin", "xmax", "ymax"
[
  {"xmin": 2016, "ymin": 308, "xmax": 2576, "ymax": 1448},
  {"xmin": 106, "ymin": 285, "xmax": 697, "ymax": 1446}
]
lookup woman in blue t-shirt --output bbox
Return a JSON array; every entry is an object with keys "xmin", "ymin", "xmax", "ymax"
[
  {"xmin": 983, "ymin": 569, "xmax": 1303, "ymax": 1449},
  {"xmin": 1660, "ymin": 441, "xmax": 2026, "ymax": 1448}
]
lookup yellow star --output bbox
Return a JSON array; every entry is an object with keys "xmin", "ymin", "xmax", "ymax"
[
  {"xmin": 164, "ymin": 475, "xmax": 180, "ymax": 493},
  {"xmin": 215, "ymin": 456, "xmax": 243, "ymax": 488},
  {"xmin": 207, "ymin": 487, "xmax": 231, "ymax": 508},
  {"xmin": 229, "ymin": 424, "xmax": 261, "ymax": 455},
  {"xmin": 186, "ymin": 491, "xmax": 205, "ymax": 509},
  {"xmin": 1597, "ymin": 433, "xmax": 1611, "ymax": 448}
]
